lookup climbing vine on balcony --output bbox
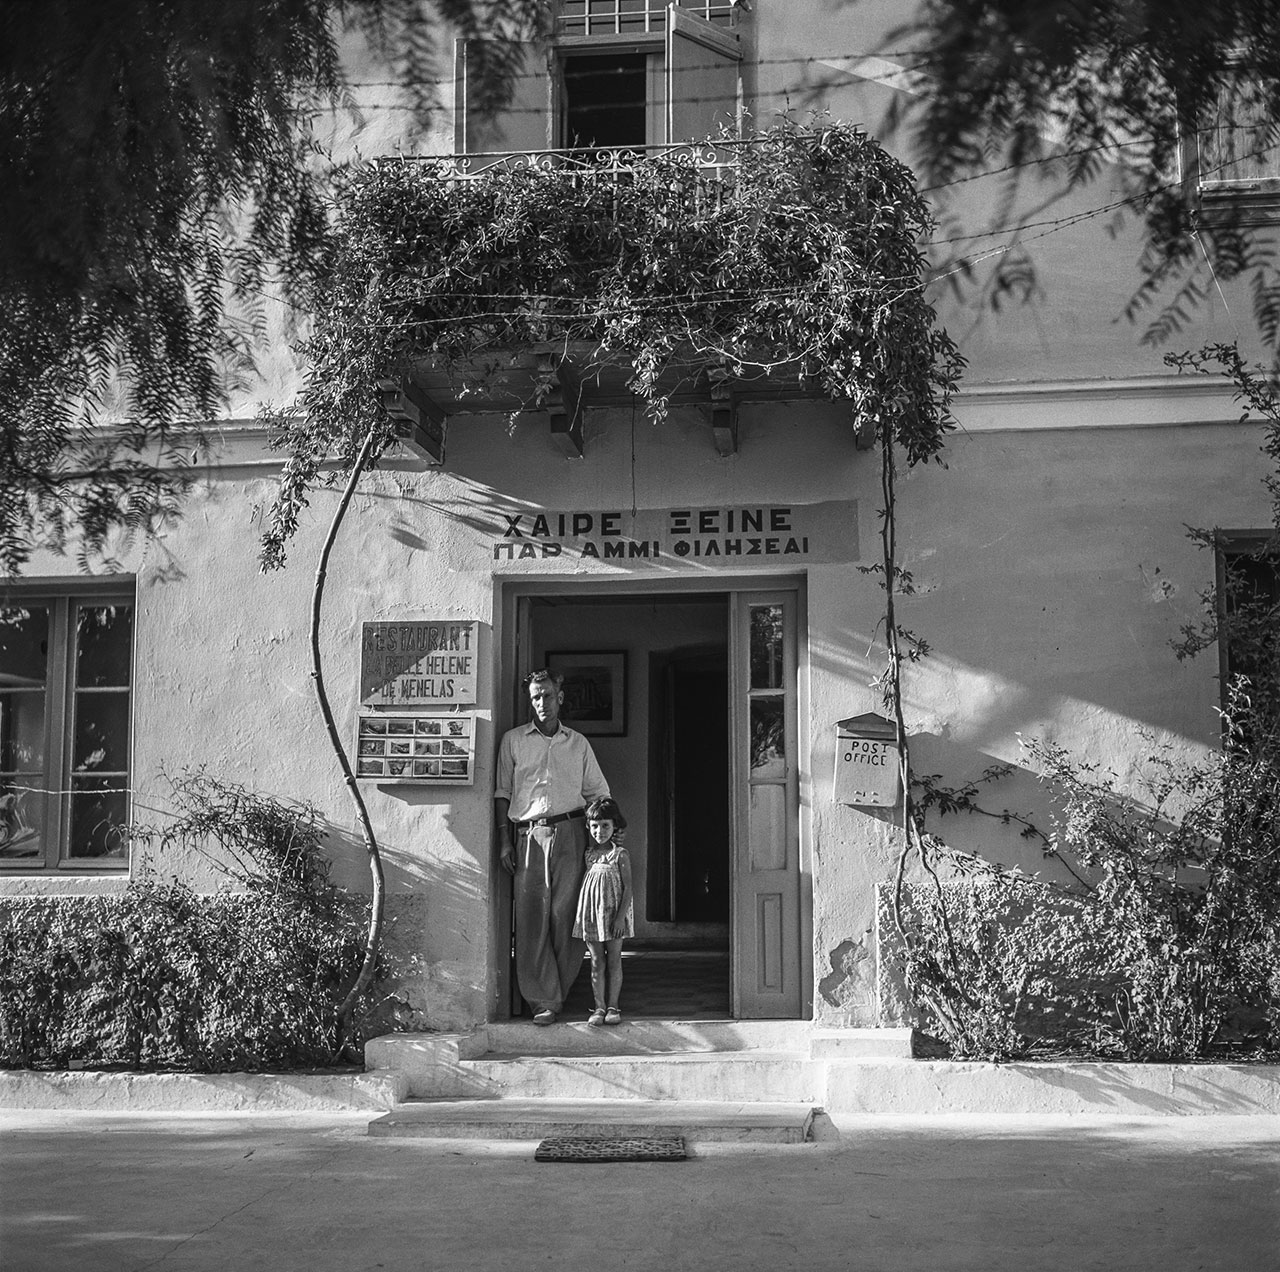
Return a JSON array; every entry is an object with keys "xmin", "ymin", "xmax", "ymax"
[
  {"xmin": 260, "ymin": 117, "xmax": 965, "ymax": 567},
  {"xmin": 257, "ymin": 117, "xmax": 963, "ymax": 1023}
]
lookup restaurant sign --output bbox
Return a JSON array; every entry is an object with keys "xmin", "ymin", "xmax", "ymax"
[{"xmin": 360, "ymin": 620, "xmax": 478, "ymax": 707}]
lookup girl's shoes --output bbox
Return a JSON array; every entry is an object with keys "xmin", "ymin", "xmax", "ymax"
[
  {"xmin": 604, "ymin": 1007, "xmax": 622, "ymax": 1026},
  {"xmin": 588, "ymin": 1007, "xmax": 607, "ymax": 1026}
]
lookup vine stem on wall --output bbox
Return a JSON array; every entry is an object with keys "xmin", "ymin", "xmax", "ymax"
[
  {"xmin": 877, "ymin": 422, "xmax": 967, "ymax": 1031},
  {"xmin": 309, "ymin": 426, "xmax": 386, "ymax": 1047}
]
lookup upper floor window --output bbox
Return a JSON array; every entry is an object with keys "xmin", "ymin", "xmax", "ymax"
[
  {"xmin": 0, "ymin": 583, "xmax": 134, "ymax": 873},
  {"xmin": 1185, "ymin": 73, "xmax": 1280, "ymax": 226},
  {"xmin": 455, "ymin": 0, "xmax": 743, "ymax": 155}
]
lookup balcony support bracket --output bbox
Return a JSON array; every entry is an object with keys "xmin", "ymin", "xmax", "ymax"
[
  {"xmin": 378, "ymin": 376, "xmax": 447, "ymax": 464},
  {"xmin": 701, "ymin": 381, "xmax": 738, "ymax": 456},
  {"xmin": 539, "ymin": 354, "xmax": 586, "ymax": 458}
]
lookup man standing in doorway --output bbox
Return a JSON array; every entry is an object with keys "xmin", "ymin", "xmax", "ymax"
[{"xmin": 495, "ymin": 668, "xmax": 611, "ymax": 1024}]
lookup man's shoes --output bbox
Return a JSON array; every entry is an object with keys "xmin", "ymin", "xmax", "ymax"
[
  {"xmin": 533, "ymin": 1009, "xmax": 556, "ymax": 1025},
  {"xmin": 604, "ymin": 1007, "xmax": 622, "ymax": 1026},
  {"xmin": 588, "ymin": 1007, "xmax": 607, "ymax": 1026}
]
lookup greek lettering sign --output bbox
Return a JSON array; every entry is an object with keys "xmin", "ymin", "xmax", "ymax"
[
  {"xmin": 834, "ymin": 712, "xmax": 900, "ymax": 808},
  {"xmin": 457, "ymin": 501, "xmax": 858, "ymax": 571},
  {"xmin": 355, "ymin": 712, "xmax": 475, "ymax": 784},
  {"xmin": 360, "ymin": 621, "xmax": 477, "ymax": 707}
]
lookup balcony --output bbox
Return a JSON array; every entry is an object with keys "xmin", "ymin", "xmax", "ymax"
[{"xmin": 307, "ymin": 121, "xmax": 960, "ymax": 469}]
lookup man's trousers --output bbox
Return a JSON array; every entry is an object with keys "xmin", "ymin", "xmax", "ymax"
[{"xmin": 513, "ymin": 819, "xmax": 587, "ymax": 1013}]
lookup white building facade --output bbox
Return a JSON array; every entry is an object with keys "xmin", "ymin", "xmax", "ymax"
[{"xmin": 2, "ymin": 1, "xmax": 1272, "ymax": 1037}]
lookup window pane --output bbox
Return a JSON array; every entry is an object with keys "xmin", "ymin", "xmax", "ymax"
[
  {"xmin": 748, "ymin": 783, "xmax": 786, "ymax": 871},
  {"xmin": 0, "ymin": 606, "xmax": 49, "ymax": 688},
  {"xmin": 0, "ymin": 691, "xmax": 45, "ymax": 771},
  {"xmin": 73, "ymin": 693, "xmax": 130, "ymax": 773},
  {"xmin": 76, "ymin": 604, "xmax": 133, "ymax": 688},
  {"xmin": 749, "ymin": 605, "xmax": 784, "ymax": 688},
  {"xmin": 750, "ymin": 697, "xmax": 785, "ymax": 778},
  {"xmin": 0, "ymin": 782, "xmax": 43, "ymax": 861},
  {"xmin": 618, "ymin": 0, "xmax": 646, "ymax": 30},
  {"xmin": 68, "ymin": 778, "xmax": 128, "ymax": 861}
]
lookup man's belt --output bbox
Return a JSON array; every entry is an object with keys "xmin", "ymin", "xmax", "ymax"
[{"xmin": 512, "ymin": 808, "xmax": 585, "ymax": 829}]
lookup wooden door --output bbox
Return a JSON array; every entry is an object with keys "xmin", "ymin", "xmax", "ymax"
[{"xmin": 730, "ymin": 591, "xmax": 801, "ymax": 1018}]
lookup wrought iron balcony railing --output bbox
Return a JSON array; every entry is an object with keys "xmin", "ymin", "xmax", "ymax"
[{"xmin": 402, "ymin": 138, "xmax": 755, "ymax": 184}]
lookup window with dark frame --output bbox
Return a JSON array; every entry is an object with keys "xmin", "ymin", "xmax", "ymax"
[
  {"xmin": 454, "ymin": 1, "xmax": 742, "ymax": 156},
  {"xmin": 0, "ymin": 586, "xmax": 134, "ymax": 871},
  {"xmin": 1215, "ymin": 533, "xmax": 1280, "ymax": 731}
]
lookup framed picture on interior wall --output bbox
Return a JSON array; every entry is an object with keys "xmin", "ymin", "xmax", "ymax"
[{"xmin": 546, "ymin": 650, "xmax": 627, "ymax": 736}]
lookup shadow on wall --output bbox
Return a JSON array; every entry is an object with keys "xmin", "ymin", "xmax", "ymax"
[
  {"xmin": 316, "ymin": 812, "xmax": 488, "ymax": 1032},
  {"xmin": 807, "ymin": 428, "xmax": 1228, "ymax": 754},
  {"xmin": 906, "ymin": 731, "xmax": 1074, "ymax": 882}
]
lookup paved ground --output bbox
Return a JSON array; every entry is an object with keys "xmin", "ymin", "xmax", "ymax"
[{"xmin": 2, "ymin": 1111, "xmax": 1277, "ymax": 1272}]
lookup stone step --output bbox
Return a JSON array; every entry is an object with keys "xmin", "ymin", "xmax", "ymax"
[
  {"xmin": 364, "ymin": 1026, "xmax": 911, "ymax": 1102},
  {"xmin": 367, "ymin": 1097, "xmax": 816, "ymax": 1143},
  {"xmin": 461, "ymin": 1052, "xmax": 824, "ymax": 1102},
  {"xmin": 459, "ymin": 1019, "xmax": 827, "ymax": 1057}
]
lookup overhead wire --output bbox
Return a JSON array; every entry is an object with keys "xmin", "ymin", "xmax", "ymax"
[{"xmin": 269, "ymin": 38, "xmax": 1280, "ymax": 315}]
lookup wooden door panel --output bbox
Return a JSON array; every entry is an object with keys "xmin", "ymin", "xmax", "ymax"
[{"xmin": 731, "ymin": 591, "xmax": 801, "ymax": 1018}]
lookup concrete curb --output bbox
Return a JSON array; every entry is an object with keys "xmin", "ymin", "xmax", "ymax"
[
  {"xmin": 0, "ymin": 1067, "xmax": 407, "ymax": 1112},
  {"xmin": 823, "ymin": 1060, "xmax": 1280, "ymax": 1116}
]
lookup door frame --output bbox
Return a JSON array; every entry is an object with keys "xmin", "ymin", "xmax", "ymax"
[{"xmin": 493, "ymin": 573, "xmax": 813, "ymax": 1021}]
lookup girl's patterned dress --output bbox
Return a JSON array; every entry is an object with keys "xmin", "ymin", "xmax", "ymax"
[{"xmin": 573, "ymin": 843, "xmax": 634, "ymax": 941}]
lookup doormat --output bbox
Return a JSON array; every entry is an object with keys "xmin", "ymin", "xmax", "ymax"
[{"xmin": 534, "ymin": 1135, "xmax": 687, "ymax": 1163}]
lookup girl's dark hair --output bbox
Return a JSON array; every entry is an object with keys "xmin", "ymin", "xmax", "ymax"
[{"xmin": 585, "ymin": 796, "xmax": 626, "ymax": 829}]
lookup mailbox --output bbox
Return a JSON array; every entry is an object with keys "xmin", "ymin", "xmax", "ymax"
[{"xmin": 834, "ymin": 712, "xmax": 901, "ymax": 807}]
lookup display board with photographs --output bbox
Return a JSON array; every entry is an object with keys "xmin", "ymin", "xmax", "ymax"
[{"xmin": 354, "ymin": 712, "xmax": 475, "ymax": 784}]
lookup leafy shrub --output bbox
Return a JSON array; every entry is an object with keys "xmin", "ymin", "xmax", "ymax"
[
  {"xmin": 0, "ymin": 774, "xmax": 376, "ymax": 1071},
  {"xmin": 893, "ymin": 876, "xmax": 1121, "ymax": 1060},
  {"xmin": 897, "ymin": 705, "xmax": 1280, "ymax": 1061}
]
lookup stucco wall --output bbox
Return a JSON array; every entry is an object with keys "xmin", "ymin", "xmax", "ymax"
[
  {"xmin": 753, "ymin": 0, "xmax": 1268, "ymax": 383},
  {"xmin": 7, "ymin": 387, "xmax": 1270, "ymax": 1029}
]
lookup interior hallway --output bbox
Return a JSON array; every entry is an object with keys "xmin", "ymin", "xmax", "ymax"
[{"xmin": 561, "ymin": 947, "xmax": 731, "ymax": 1020}]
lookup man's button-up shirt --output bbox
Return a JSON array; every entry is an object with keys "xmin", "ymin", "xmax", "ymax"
[{"xmin": 494, "ymin": 720, "xmax": 610, "ymax": 822}]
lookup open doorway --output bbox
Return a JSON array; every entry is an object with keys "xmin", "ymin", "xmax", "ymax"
[
  {"xmin": 503, "ymin": 580, "xmax": 807, "ymax": 1021},
  {"xmin": 526, "ymin": 592, "xmax": 731, "ymax": 1017}
]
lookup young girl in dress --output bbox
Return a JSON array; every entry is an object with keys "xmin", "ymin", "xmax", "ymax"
[{"xmin": 572, "ymin": 796, "xmax": 633, "ymax": 1026}]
